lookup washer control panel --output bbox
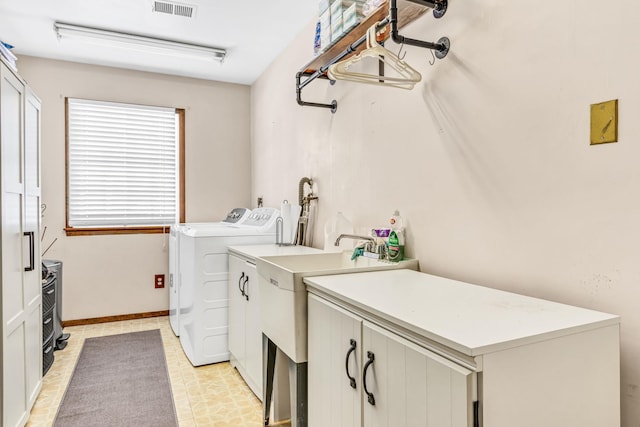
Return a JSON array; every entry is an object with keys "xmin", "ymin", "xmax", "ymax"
[
  {"xmin": 242, "ymin": 207, "xmax": 280, "ymax": 229},
  {"xmin": 222, "ymin": 207, "xmax": 252, "ymax": 224}
]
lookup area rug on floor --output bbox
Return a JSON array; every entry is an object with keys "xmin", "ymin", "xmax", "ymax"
[{"xmin": 53, "ymin": 329, "xmax": 178, "ymax": 427}]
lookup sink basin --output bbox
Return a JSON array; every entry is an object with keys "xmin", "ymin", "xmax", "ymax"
[{"xmin": 257, "ymin": 251, "xmax": 418, "ymax": 363}]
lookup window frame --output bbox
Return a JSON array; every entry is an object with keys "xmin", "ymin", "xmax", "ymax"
[{"xmin": 64, "ymin": 98, "xmax": 185, "ymax": 236}]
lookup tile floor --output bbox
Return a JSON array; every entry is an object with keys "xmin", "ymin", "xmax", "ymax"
[{"xmin": 25, "ymin": 316, "xmax": 274, "ymax": 427}]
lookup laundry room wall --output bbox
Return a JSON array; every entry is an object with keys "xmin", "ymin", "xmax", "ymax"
[
  {"xmin": 251, "ymin": 1, "xmax": 640, "ymax": 424},
  {"xmin": 17, "ymin": 56, "xmax": 252, "ymax": 321}
]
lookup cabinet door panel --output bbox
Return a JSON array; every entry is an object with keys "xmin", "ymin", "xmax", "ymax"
[
  {"xmin": 228, "ymin": 254, "xmax": 246, "ymax": 364},
  {"xmin": 244, "ymin": 261, "xmax": 263, "ymax": 398},
  {"xmin": 24, "ymin": 89, "xmax": 42, "ymax": 410},
  {"xmin": 2, "ymin": 193, "xmax": 24, "ymax": 322},
  {"xmin": 363, "ymin": 321, "xmax": 474, "ymax": 427},
  {"xmin": 5, "ymin": 323, "xmax": 27, "ymax": 427},
  {"xmin": 24, "ymin": 90, "xmax": 40, "ymax": 194},
  {"xmin": 1, "ymin": 68, "xmax": 24, "ymax": 193},
  {"xmin": 308, "ymin": 294, "xmax": 362, "ymax": 427}
]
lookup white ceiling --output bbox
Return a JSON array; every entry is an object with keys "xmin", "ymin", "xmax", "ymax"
[{"xmin": 0, "ymin": 0, "xmax": 318, "ymax": 85}]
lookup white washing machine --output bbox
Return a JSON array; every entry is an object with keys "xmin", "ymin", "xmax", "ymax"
[
  {"xmin": 169, "ymin": 208, "xmax": 252, "ymax": 336},
  {"xmin": 178, "ymin": 207, "xmax": 280, "ymax": 366}
]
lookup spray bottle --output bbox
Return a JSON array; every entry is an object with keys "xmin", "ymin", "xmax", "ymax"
[{"xmin": 387, "ymin": 210, "xmax": 405, "ymax": 262}]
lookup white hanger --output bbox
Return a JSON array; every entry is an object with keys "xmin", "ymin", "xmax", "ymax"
[{"xmin": 328, "ymin": 23, "xmax": 422, "ymax": 90}]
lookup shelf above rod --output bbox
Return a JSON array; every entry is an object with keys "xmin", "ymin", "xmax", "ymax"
[
  {"xmin": 299, "ymin": 17, "xmax": 391, "ymax": 91},
  {"xmin": 296, "ymin": 18, "xmax": 391, "ymax": 113}
]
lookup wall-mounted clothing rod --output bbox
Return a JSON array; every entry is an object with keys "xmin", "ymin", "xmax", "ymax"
[{"xmin": 295, "ymin": 0, "xmax": 450, "ymax": 113}]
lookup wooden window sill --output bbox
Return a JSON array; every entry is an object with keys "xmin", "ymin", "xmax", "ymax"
[{"xmin": 65, "ymin": 226, "xmax": 172, "ymax": 236}]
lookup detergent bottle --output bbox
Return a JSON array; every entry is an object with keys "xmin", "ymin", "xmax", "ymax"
[{"xmin": 387, "ymin": 210, "xmax": 405, "ymax": 261}]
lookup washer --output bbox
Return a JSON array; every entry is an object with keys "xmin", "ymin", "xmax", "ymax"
[
  {"xmin": 178, "ymin": 207, "xmax": 280, "ymax": 366},
  {"xmin": 169, "ymin": 208, "xmax": 252, "ymax": 336}
]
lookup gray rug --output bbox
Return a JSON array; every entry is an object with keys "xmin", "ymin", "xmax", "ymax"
[{"xmin": 53, "ymin": 329, "xmax": 179, "ymax": 427}]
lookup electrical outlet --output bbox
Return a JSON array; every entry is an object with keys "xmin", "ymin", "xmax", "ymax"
[{"xmin": 155, "ymin": 274, "xmax": 165, "ymax": 288}]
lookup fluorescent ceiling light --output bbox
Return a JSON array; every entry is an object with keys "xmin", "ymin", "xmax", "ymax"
[{"xmin": 54, "ymin": 22, "xmax": 226, "ymax": 62}]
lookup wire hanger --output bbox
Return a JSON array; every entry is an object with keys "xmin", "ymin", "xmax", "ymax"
[{"xmin": 328, "ymin": 22, "xmax": 422, "ymax": 90}]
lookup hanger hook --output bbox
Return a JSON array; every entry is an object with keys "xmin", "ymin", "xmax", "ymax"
[
  {"xmin": 428, "ymin": 49, "xmax": 436, "ymax": 66},
  {"xmin": 397, "ymin": 42, "xmax": 407, "ymax": 61}
]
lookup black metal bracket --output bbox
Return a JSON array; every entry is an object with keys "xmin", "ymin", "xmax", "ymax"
[
  {"xmin": 406, "ymin": 0, "xmax": 448, "ymax": 19},
  {"xmin": 296, "ymin": 71, "xmax": 337, "ymax": 113},
  {"xmin": 295, "ymin": 0, "xmax": 450, "ymax": 113},
  {"xmin": 390, "ymin": 0, "xmax": 450, "ymax": 59}
]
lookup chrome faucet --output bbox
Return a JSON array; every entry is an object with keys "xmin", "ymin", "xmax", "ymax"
[{"xmin": 334, "ymin": 234, "xmax": 376, "ymax": 252}]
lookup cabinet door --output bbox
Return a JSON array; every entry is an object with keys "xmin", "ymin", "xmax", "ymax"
[
  {"xmin": 243, "ymin": 260, "xmax": 262, "ymax": 399},
  {"xmin": 308, "ymin": 294, "xmax": 362, "ymax": 427},
  {"xmin": 228, "ymin": 254, "xmax": 247, "ymax": 367},
  {"xmin": 362, "ymin": 321, "xmax": 475, "ymax": 427},
  {"xmin": 24, "ymin": 88, "xmax": 42, "ymax": 408},
  {"xmin": 1, "ymin": 62, "xmax": 29, "ymax": 427}
]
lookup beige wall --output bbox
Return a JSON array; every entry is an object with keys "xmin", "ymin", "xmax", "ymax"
[
  {"xmin": 17, "ymin": 56, "xmax": 252, "ymax": 321},
  {"xmin": 252, "ymin": 2, "xmax": 640, "ymax": 425}
]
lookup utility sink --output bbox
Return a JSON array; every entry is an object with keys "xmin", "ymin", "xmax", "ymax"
[{"xmin": 256, "ymin": 251, "xmax": 418, "ymax": 363}]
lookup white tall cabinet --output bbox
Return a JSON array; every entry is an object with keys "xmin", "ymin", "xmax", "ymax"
[{"xmin": 1, "ymin": 58, "xmax": 42, "ymax": 427}]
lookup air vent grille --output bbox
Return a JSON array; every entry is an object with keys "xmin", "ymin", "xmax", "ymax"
[
  {"xmin": 173, "ymin": 4, "xmax": 194, "ymax": 17},
  {"xmin": 153, "ymin": 1, "xmax": 173, "ymax": 14},
  {"xmin": 152, "ymin": 1, "xmax": 196, "ymax": 18}
]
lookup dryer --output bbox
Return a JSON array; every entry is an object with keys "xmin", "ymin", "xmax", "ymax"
[
  {"xmin": 169, "ymin": 207, "xmax": 251, "ymax": 336},
  {"xmin": 178, "ymin": 207, "xmax": 280, "ymax": 366}
]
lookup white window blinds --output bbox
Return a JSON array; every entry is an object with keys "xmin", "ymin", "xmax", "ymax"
[{"xmin": 67, "ymin": 98, "xmax": 179, "ymax": 228}]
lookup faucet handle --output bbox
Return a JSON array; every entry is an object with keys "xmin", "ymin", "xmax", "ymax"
[{"xmin": 375, "ymin": 243, "xmax": 387, "ymax": 259}]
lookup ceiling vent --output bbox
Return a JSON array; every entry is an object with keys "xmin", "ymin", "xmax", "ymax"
[{"xmin": 152, "ymin": 1, "xmax": 196, "ymax": 18}]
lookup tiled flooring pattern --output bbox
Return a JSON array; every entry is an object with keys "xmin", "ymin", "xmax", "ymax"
[{"xmin": 25, "ymin": 316, "xmax": 264, "ymax": 426}]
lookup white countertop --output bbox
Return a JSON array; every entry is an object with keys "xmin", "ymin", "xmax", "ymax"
[
  {"xmin": 228, "ymin": 244, "xmax": 324, "ymax": 260},
  {"xmin": 304, "ymin": 269, "xmax": 620, "ymax": 356}
]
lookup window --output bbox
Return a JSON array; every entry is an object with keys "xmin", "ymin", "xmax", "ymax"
[{"xmin": 65, "ymin": 98, "xmax": 185, "ymax": 236}]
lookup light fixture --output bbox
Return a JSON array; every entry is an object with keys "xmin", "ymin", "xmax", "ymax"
[{"xmin": 54, "ymin": 22, "xmax": 226, "ymax": 62}]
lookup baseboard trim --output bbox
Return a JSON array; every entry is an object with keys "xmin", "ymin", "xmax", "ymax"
[{"xmin": 62, "ymin": 310, "xmax": 170, "ymax": 327}]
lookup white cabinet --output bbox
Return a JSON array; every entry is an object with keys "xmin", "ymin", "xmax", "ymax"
[
  {"xmin": 308, "ymin": 294, "xmax": 474, "ymax": 427},
  {"xmin": 306, "ymin": 269, "xmax": 620, "ymax": 427},
  {"xmin": 1, "ymin": 59, "xmax": 42, "ymax": 427},
  {"xmin": 228, "ymin": 252, "xmax": 262, "ymax": 398}
]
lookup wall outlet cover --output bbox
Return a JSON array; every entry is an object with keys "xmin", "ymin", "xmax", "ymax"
[{"xmin": 590, "ymin": 99, "xmax": 618, "ymax": 145}]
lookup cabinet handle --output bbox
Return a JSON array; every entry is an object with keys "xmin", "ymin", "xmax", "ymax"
[
  {"xmin": 243, "ymin": 276, "xmax": 249, "ymax": 301},
  {"xmin": 345, "ymin": 339, "xmax": 357, "ymax": 389},
  {"xmin": 363, "ymin": 351, "xmax": 376, "ymax": 406},
  {"xmin": 238, "ymin": 272, "xmax": 245, "ymax": 296},
  {"xmin": 24, "ymin": 231, "xmax": 35, "ymax": 272}
]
